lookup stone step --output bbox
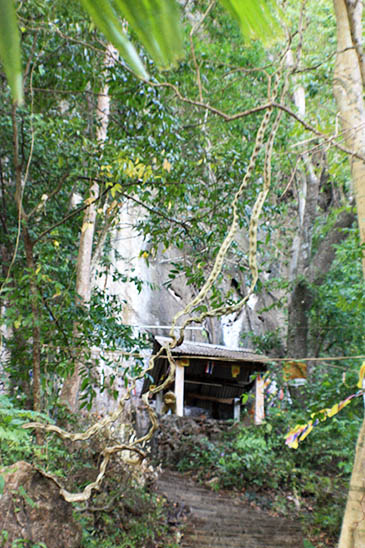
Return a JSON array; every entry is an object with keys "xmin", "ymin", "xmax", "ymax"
[{"xmin": 156, "ymin": 470, "xmax": 303, "ymax": 548}]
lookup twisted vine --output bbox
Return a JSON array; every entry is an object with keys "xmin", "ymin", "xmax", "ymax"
[{"xmin": 24, "ymin": 58, "xmax": 289, "ymax": 503}]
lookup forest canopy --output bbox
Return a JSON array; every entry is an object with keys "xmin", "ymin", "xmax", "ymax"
[{"xmin": 0, "ymin": 1, "xmax": 364, "ymax": 547}]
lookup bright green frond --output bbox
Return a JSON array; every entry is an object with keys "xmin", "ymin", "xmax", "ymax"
[
  {"xmin": 0, "ymin": 0, "xmax": 23, "ymax": 104},
  {"xmin": 112, "ymin": 0, "xmax": 184, "ymax": 69},
  {"xmin": 218, "ymin": 0, "xmax": 283, "ymax": 44},
  {"xmin": 79, "ymin": 0, "xmax": 149, "ymax": 79}
]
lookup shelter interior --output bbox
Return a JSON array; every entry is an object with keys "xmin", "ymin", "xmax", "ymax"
[{"xmin": 141, "ymin": 336, "xmax": 268, "ymax": 421}]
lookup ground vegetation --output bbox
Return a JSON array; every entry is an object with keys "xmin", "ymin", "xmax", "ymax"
[{"xmin": 0, "ymin": 1, "xmax": 364, "ymax": 546}]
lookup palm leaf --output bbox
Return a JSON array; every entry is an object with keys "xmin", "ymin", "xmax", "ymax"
[
  {"xmin": 218, "ymin": 0, "xmax": 283, "ymax": 44},
  {"xmin": 80, "ymin": 0, "xmax": 184, "ymax": 78},
  {"xmin": 79, "ymin": 0, "xmax": 149, "ymax": 79},
  {"xmin": 112, "ymin": 0, "xmax": 184, "ymax": 69},
  {"xmin": 0, "ymin": 0, "xmax": 23, "ymax": 103},
  {"xmin": 1, "ymin": 0, "xmax": 281, "ymax": 102}
]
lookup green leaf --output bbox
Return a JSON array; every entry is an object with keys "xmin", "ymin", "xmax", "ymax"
[
  {"xmin": 218, "ymin": 0, "xmax": 283, "ymax": 44},
  {"xmin": 18, "ymin": 485, "xmax": 38, "ymax": 508},
  {"xmin": 80, "ymin": 0, "xmax": 184, "ymax": 78},
  {"xmin": 79, "ymin": 0, "xmax": 149, "ymax": 79},
  {"xmin": 112, "ymin": 0, "xmax": 184, "ymax": 69},
  {"xmin": 0, "ymin": 0, "xmax": 23, "ymax": 103},
  {"xmin": 241, "ymin": 393, "xmax": 249, "ymax": 404},
  {"xmin": 303, "ymin": 541, "xmax": 316, "ymax": 548}
]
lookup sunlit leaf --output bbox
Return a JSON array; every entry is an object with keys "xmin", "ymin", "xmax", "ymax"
[
  {"xmin": 79, "ymin": 0, "xmax": 149, "ymax": 79},
  {"xmin": 357, "ymin": 362, "xmax": 365, "ymax": 388},
  {"xmin": 163, "ymin": 158, "xmax": 172, "ymax": 172},
  {"xmin": 0, "ymin": 0, "xmax": 23, "ymax": 103},
  {"xmin": 218, "ymin": 0, "xmax": 283, "ymax": 44},
  {"xmin": 113, "ymin": 0, "xmax": 184, "ymax": 69}
]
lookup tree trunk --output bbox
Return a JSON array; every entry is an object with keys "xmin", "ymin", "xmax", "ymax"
[
  {"xmin": 23, "ymin": 228, "xmax": 41, "ymax": 413},
  {"xmin": 333, "ymin": 0, "xmax": 365, "ymax": 272},
  {"xmin": 59, "ymin": 45, "xmax": 117, "ymax": 412},
  {"xmin": 286, "ymin": 50, "xmax": 321, "ymax": 359},
  {"xmin": 333, "ymin": 1, "xmax": 365, "ymax": 546},
  {"xmin": 287, "ymin": 160, "xmax": 321, "ymax": 359},
  {"xmin": 11, "ymin": 104, "xmax": 42, "ymax": 416},
  {"xmin": 287, "ymin": 279, "xmax": 313, "ymax": 358}
]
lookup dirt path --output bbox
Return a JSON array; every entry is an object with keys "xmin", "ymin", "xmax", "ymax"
[{"xmin": 156, "ymin": 470, "xmax": 303, "ymax": 548}]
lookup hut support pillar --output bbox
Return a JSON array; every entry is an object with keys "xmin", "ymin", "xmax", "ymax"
[
  {"xmin": 233, "ymin": 398, "xmax": 241, "ymax": 421},
  {"xmin": 175, "ymin": 364, "xmax": 185, "ymax": 417},
  {"xmin": 255, "ymin": 375, "xmax": 265, "ymax": 425},
  {"xmin": 155, "ymin": 391, "xmax": 163, "ymax": 414}
]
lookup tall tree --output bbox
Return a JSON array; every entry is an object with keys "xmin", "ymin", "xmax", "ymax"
[
  {"xmin": 10, "ymin": 105, "xmax": 42, "ymax": 413},
  {"xmin": 285, "ymin": 48, "xmax": 322, "ymax": 360},
  {"xmin": 332, "ymin": 0, "xmax": 365, "ymax": 546},
  {"xmin": 60, "ymin": 44, "xmax": 117, "ymax": 411}
]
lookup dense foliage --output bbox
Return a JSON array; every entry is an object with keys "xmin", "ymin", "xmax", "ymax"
[
  {"xmin": 176, "ymin": 381, "xmax": 362, "ymax": 547},
  {"xmin": 0, "ymin": 395, "xmax": 180, "ymax": 547},
  {"xmin": 0, "ymin": 0, "xmax": 364, "ymax": 546}
]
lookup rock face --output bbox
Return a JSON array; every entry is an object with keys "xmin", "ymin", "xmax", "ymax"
[
  {"xmin": 102, "ymin": 204, "xmax": 286, "ymax": 348},
  {"xmin": 0, "ymin": 461, "xmax": 82, "ymax": 548}
]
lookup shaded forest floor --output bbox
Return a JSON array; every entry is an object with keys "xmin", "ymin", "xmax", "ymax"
[
  {"xmin": 149, "ymin": 414, "xmax": 352, "ymax": 548},
  {"xmin": 156, "ymin": 469, "xmax": 303, "ymax": 547},
  {"xmin": 1, "ymin": 395, "xmax": 354, "ymax": 547}
]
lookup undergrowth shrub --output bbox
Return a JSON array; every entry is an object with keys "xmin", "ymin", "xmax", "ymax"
[
  {"xmin": 0, "ymin": 395, "xmax": 50, "ymax": 466},
  {"xmin": 176, "ymin": 402, "xmax": 360, "ymax": 546},
  {"xmin": 0, "ymin": 395, "xmax": 180, "ymax": 548},
  {"xmin": 80, "ymin": 479, "xmax": 180, "ymax": 548}
]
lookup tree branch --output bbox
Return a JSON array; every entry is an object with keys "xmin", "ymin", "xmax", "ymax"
[
  {"xmin": 150, "ymin": 81, "xmax": 365, "ymax": 161},
  {"xmin": 28, "ymin": 172, "xmax": 69, "ymax": 220}
]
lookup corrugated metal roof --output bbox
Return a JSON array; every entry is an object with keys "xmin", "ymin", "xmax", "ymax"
[{"xmin": 154, "ymin": 336, "xmax": 269, "ymax": 364}]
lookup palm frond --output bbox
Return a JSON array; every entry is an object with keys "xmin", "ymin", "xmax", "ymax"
[{"xmin": 0, "ymin": 0, "xmax": 23, "ymax": 103}]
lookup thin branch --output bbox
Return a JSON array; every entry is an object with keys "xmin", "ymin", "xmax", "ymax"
[
  {"xmin": 122, "ymin": 192, "xmax": 191, "ymax": 231},
  {"xmin": 33, "ymin": 185, "xmax": 105, "ymax": 245},
  {"xmin": 272, "ymin": 102, "xmax": 365, "ymax": 161},
  {"xmin": 28, "ymin": 172, "xmax": 69, "ymax": 219},
  {"xmin": 34, "ymin": 173, "xmax": 193, "ymax": 245},
  {"xmin": 78, "ymin": 175, "xmax": 183, "ymax": 186},
  {"xmin": 41, "ymin": 296, "xmax": 73, "ymax": 356},
  {"xmin": 23, "ymin": 31, "xmax": 40, "ymax": 82},
  {"xmin": 151, "ymin": 79, "xmax": 273, "ymax": 120},
  {"xmin": 26, "ymin": 87, "xmax": 117, "ymax": 97},
  {"xmin": 189, "ymin": 0, "xmax": 215, "ymax": 101},
  {"xmin": 18, "ymin": 17, "xmax": 105, "ymax": 56},
  {"xmin": 280, "ymin": 157, "xmax": 301, "ymax": 199},
  {"xmin": 151, "ymin": 77, "xmax": 365, "ymax": 161}
]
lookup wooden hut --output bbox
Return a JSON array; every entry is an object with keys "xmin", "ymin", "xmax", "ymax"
[{"xmin": 142, "ymin": 336, "xmax": 269, "ymax": 423}]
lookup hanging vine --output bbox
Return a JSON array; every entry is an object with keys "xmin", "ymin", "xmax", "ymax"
[{"xmin": 24, "ymin": 28, "xmax": 291, "ymax": 504}]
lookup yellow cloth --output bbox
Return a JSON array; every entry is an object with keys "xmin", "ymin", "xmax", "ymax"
[{"xmin": 231, "ymin": 365, "xmax": 240, "ymax": 378}]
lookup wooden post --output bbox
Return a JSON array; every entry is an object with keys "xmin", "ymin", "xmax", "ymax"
[
  {"xmin": 175, "ymin": 363, "xmax": 185, "ymax": 417},
  {"xmin": 155, "ymin": 391, "xmax": 163, "ymax": 414},
  {"xmin": 254, "ymin": 375, "xmax": 265, "ymax": 425},
  {"xmin": 233, "ymin": 398, "xmax": 240, "ymax": 421}
]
